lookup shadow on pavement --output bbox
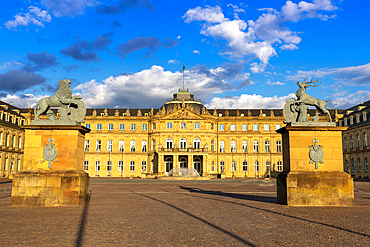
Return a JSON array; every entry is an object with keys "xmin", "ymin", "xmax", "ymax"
[
  {"xmin": 75, "ymin": 202, "xmax": 89, "ymax": 247},
  {"xmin": 179, "ymin": 186, "xmax": 277, "ymax": 204},
  {"xmin": 134, "ymin": 191, "xmax": 257, "ymax": 247}
]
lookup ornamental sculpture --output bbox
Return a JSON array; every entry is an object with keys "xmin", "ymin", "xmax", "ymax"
[
  {"xmin": 32, "ymin": 79, "xmax": 86, "ymax": 125},
  {"xmin": 43, "ymin": 138, "xmax": 57, "ymax": 168},
  {"xmin": 283, "ymin": 78, "xmax": 332, "ymax": 124},
  {"xmin": 308, "ymin": 139, "xmax": 324, "ymax": 169}
]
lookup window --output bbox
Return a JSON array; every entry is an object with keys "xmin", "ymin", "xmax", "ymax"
[
  {"xmin": 276, "ymin": 141, "xmax": 282, "ymax": 153},
  {"xmin": 167, "ymin": 122, "xmax": 173, "ymax": 129},
  {"xmin": 350, "ymin": 117, "xmax": 353, "ymax": 125},
  {"xmin": 364, "ymin": 133, "xmax": 367, "ymax": 148},
  {"xmin": 345, "ymin": 160, "xmax": 349, "ymax": 172},
  {"xmin": 108, "ymin": 124, "xmax": 113, "ymax": 130},
  {"xmin": 6, "ymin": 134, "xmax": 9, "ymax": 147},
  {"xmin": 277, "ymin": 161, "xmax": 282, "ymax": 171},
  {"xmin": 344, "ymin": 138, "xmax": 348, "ymax": 150},
  {"xmin": 358, "ymin": 159, "xmax": 362, "ymax": 171},
  {"xmin": 211, "ymin": 140, "xmax": 215, "ymax": 152},
  {"xmin": 265, "ymin": 140, "xmax": 270, "ymax": 153},
  {"xmin": 242, "ymin": 141, "xmax": 247, "ymax": 153},
  {"xmin": 131, "ymin": 124, "xmax": 136, "ymax": 131},
  {"xmin": 220, "ymin": 161, "xmax": 225, "ymax": 172},
  {"xmin": 219, "ymin": 141, "xmax": 225, "ymax": 153},
  {"xmin": 252, "ymin": 124, "xmax": 258, "ymax": 131},
  {"xmin": 96, "ymin": 140, "xmax": 101, "ymax": 152},
  {"xmin": 130, "ymin": 141, "xmax": 135, "ymax": 152},
  {"xmin": 194, "ymin": 122, "xmax": 200, "ymax": 129},
  {"xmin": 231, "ymin": 161, "xmax": 236, "ymax": 172},
  {"xmin": 119, "ymin": 140, "xmax": 124, "ymax": 152},
  {"xmin": 141, "ymin": 161, "xmax": 146, "ymax": 172},
  {"xmin": 253, "ymin": 141, "xmax": 259, "ymax": 153},
  {"xmin": 219, "ymin": 124, "xmax": 224, "ymax": 131},
  {"xmin": 357, "ymin": 114, "xmax": 360, "ymax": 123},
  {"xmin": 84, "ymin": 160, "xmax": 89, "ymax": 171},
  {"xmin": 242, "ymin": 124, "xmax": 247, "ymax": 131},
  {"xmin": 152, "ymin": 139, "xmax": 156, "ymax": 151},
  {"xmin": 118, "ymin": 161, "xmax": 123, "ymax": 171},
  {"xmin": 351, "ymin": 159, "xmax": 355, "ymax": 173},
  {"xmin": 166, "ymin": 138, "xmax": 173, "ymax": 148},
  {"xmin": 180, "ymin": 123, "xmax": 186, "ymax": 129},
  {"xmin": 12, "ymin": 135, "xmax": 15, "ymax": 148},
  {"xmin": 357, "ymin": 134, "xmax": 360, "ymax": 148},
  {"xmin": 230, "ymin": 124, "xmax": 235, "ymax": 131},
  {"xmin": 231, "ymin": 140, "xmax": 236, "ymax": 153},
  {"xmin": 18, "ymin": 136, "xmax": 22, "ymax": 149},
  {"xmin": 264, "ymin": 124, "xmax": 270, "ymax": 131},
  {"xmin": 97, "ymin": 124, "xmax": 102, "ymax": 130},
  {"xmin": 17, "ymin": 159, "xmax": 20, "ymax": 171},
  {"xmin": 193, "ymin": 138, "xmax": 201, "ymax": 149},
  {"xmin": 180, "ymin": 138, "xmax": 187, "ymax": 148},
  {"xmin": 152, "ymin": 123, "xmax": 156, "ymax": 129},
  {"xmin": 266, "ymin": 161, "xmax": 271, "ymax": 173},
  {"xmin": 365, "ymin": 158, "xmax": 369, "ymax": 171},
  {"xmin": 211, "ymin": 123, "xmax": 215, "ymax": 130},
  {"xmin": 142, "ymin": 124, "xmax": 147, "ymax": 131},
  {"xmin": 254, "ymin": 161, "xmax": 259, "ymax": 172},
  {"xmin": 107, "ymin": 140, "xmax": 113, "ymax": 152},
  {"xmin": 86, "ymin": 124, "xmax": 90, "ymax": 129},
  {"xmin": 142, "ymin": 140, "xmax": 147, "ymax": 152},
  {"xmin": 211, "ymin": 161, "xmax": 215, "ymax": 172},
  {"xmin": 350, "ymin": 136, "xmax": 354, "ymax": 149},
  {"xmin": 130, "ymin": 161, "xmax": 135, "ymax": 172},
  {"xmin": 364, "ymin": 112, "xmax": 367, "ymax": 121},
  {"xmin": 119, "ymin": 124, "xmax": 125, "ymax": 131},
  {"xmin": 107, "ymin": 161, "xmax": 112, "ymax": 171},
  {"xmin": 95, "ymin": 161, "xmax": 100, "ymax": 171},
  {"xmin": 84, "ymin": 140, "xmax": 90, "ymax": 152},
  {"xmin": 276, "ymin": 124, "xmax": 281, "ymax": 130},
  {"xmin": 243, "ymin": 161, "xmax": 248, "ymax": 172}
]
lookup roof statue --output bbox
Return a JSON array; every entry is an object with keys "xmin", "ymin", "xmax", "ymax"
[
  {"xmin": 283, "ymin": 78, "xmax": 334, "ymax": 126},
  {"xmin": 32, "ymin": 79, "xmax": 86, "ymax": 125}
]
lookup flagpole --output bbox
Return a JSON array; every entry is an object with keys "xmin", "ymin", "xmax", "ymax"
[{"xmin": 183, "ymin": 64, "xmax": 185, "ymax": 91}]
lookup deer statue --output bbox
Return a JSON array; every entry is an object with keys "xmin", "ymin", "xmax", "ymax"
[{"xmin": 295, "ymin": 78, "xmax": 332, "ymax": 122}]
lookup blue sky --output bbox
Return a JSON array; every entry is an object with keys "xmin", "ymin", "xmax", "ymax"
[{"xmin": 1, "ymin": 0, "xmax": 369, "ymax": 110}]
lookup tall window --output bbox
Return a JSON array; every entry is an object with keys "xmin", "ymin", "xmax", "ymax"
[
  {"xmin": 108, "ymin": 124, "xmax": 113, "ymax": 130},
  {"xmin": 12, "ymin": 135, "xmax": 15, "ymax": 148},
  {"xmin": 264, "ymin": 124, "xmax": 270, "ymax": 131},
  {"xmin": 211, "ymin": 161, "xmax": 215, "ymax": 172},
  {"xmin": 96, "ymin": 140, "xmax": 101, "ymax": 152},
  {"xmin": 231, "ymin": 140, "xmax": 236, "ymax": 153},
  {"xmin": 243, "ymin": 161, "xmax": 248, "ymax": 172},
  {"xmin": 118, "ymin": 161, "xmax": 123, "ymax": 171},
  {"xmin": 17, "ymin": 159, "xmax": 20, "ymax": 171},
  {"xmin": 193, "ymin": 138, "xmax": 201, "ymax": 149},
  {"xmin": 266, "ymin": 161, "xmax": 271, "ymax": 172},
  {"xmin": 230, "ymin": 124, "xmax": 236, "ymax": 131},
  {"xmin": 119, "ymin": 124, "xmax": 125, "ymax": 131},
  {"xmin": 142, "ymin": 140, "xmax": 147, "ymax": 152},
  {"xmin": 265, "ymin": 140, "xmax": 270, "ymax": 153},
  {"xmin": 18, "ymin": 136, "xmax": 22, "ymax": 149},
  {"xmin": 351, "ymin": 159, "xmax": 355, "ymax": 173},
  {"xmin": 219, "ymin": 124, "xmax": 224, "ymax": 131},
  {"xmin": 84, "ymin": 140, "xmax": 90, "ymax": 152},
  {"xmin": 141, "ymin": 161, "xmax": 146, "ymax": 172},
  {"xmin": 83, "ymin": 161, "xmax": 88, "ymax": 171},
  {"xmin": 95, "ymin": 161, "xmax": 100, "ymax": 171},
  {"xmin": 194, "ymin": 122, "xmax": 200, "ymax": 129},
  {"xmin": 350, "ymin": 136, "xmax": 354, "ymax": 149},
  {"xmin": 119, "ymin": 140, "xmax": 124, "ymax": 152},
  {"xmin": 242, "ymin": 124, "xmax": 247, "ymax": 131},
  {"xmin": 152, "ymin": 123, "xmax": 156, "ymax": 129},
  {"xmin": 220, "ymin": 161, "xmax": 225, "ymax": 172},
  {"xmin": 142, "ymin": 124, "xmax": 147, "ymax": 131},
  {"xmin": 219, "ymin": 141, "xmax": 225, "ymax": 153},
  {"xmin": 276, "ymin": 124, "xmax": 281, "ymax": 130},
  {"xmin": 357, "ymin": 134, "xmax": 360, "ymax": 148},
  {"xmin": 180, "ymin": 138, "xmax": 187, "ymax": 148},
  {"xmin": 166, "ymin": 138, "xmax": 173, "ymax": 148},
  {"xmin": 253, "ymin": 141, "xmax": 259, "ymax": 153},
  {"xmin": 358, "ymin": 159, "xmax": 362, "ymax": 171},
  {"xmin": 344, "ymin": 138, "xmax": 348, "ymax": 150},
  {"xmin": 130, "ymin": 140, "xmax": 135, "ymax": 152},
  {"xmin": 6, "ymin": 134, "xmax": 9, "ymax": 147},
  {"xmin": 130, "ymin": 161, "xmax": 135, "ymax": 172},
  {"xmin": 167, "ymin": 122, "xmax": 172, "ymax": 129},
  {"xmin": 211, "ymin": 140, "xmax": 215, "ymax": 152},
  {"xmin": 253, "ymin": 124, "xmax": 258, "ymax": 131},
  {"xmin": 97, "ymin": 124, "xmax": 102, "ymax": 130},
  {"xmin": 364, "ymin": 133, "xmax": 367, "ymax": 148},
  {"xmin": 85, "ymin": 124, "xmax": 90, "ymax": 129},
  {"xmin": 242, "ymin": 141, "xmax": 247, "ymax": 153},
  {"xmin": 231, "ymin": 161, "xmax": 236, "ymax": 172},
  {"xmin": 365, "ymin": 158, "xmax": 369, "ymax": 171},
  {"xmin": 107, "ymin": 161, "xmax": 112, "ymax": 171},
  {"xmin": 276, "ymin": 141, "xmax": 282, "ymax": 153},
  {"xmin": 345, "ymin": 160, "xmax": 349, "ymax": 172},
  {"xmin": 180, "ymin": 123, "xmax": 186, "ymax": 129},
  {"xmin": 152, "ymin": 139, "xmax": 156, "ymax": 151},
  {"xmin": 254, "ymin": 161, "xmax": 259, "ymax": 172},
  {"xmin": 277, "ymin": 161, "xmax": 282, "ymax": 171},
  {"xmin": 107, "ymin": 140, "xmax": 113, "ymax": 152},
  {"xmin": 211, "ymin": 123, "xmax": 214, "ymax": 130},
  {"xmin": 131, "ymin": 124, "xmax": 136, "ymax": 131}
]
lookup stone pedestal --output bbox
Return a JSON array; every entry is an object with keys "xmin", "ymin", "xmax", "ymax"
[
  {"xmin": 276, "ymin": 125, "xmax": 354, "ymax": 206},
  {"xmin": 11, "ymin": 125, "xmax": 90, "ymax": 206}
]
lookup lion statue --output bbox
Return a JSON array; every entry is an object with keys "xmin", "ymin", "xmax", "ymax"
[{"xmin": 34, "ymin": 79, "xmax": 81, "ymax": 121}]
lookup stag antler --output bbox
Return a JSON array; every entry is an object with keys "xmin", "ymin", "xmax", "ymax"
[{"xmin": 304, "ymin": 77, "xmax": 321, "ymax": 87}]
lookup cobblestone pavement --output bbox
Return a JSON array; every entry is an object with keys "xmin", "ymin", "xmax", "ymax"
[{"xmin": 1, "ymin": 178, "xmax": 370, "ymax": 246}]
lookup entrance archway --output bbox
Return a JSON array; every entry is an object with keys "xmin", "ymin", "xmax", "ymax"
[
  {"xmin": 165, "ymin": 157, "xmax": 173, "ymax": 174},
  {"xmin": 193, "ymin": 157, "xmax": 202, "ymax": 174},
  {"xmin": 179, "ymin": 156, "xmax": 187, "ymax": 169}
]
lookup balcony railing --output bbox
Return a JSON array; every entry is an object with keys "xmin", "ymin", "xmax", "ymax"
[{"xmin": 158, "ymin": 147, "xmax": 208, "ymax": 152}]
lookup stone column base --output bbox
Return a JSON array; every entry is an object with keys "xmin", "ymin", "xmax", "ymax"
[
  {"xmin": 277, "ymin": 171, "xmax": 354, "ymax": 206},
  {"xmin": 11, "ymin": 170, "xmax": 90, "ymax": 206}
]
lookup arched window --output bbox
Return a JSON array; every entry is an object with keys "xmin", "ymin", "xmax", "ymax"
[
  {"xmin": 345, "ymin": 160, "xmax": 349, "ymax": 172},
  {"xmin": 253, "ymin": 141, "xmax": 259, "ymax": 153},
  {"xmin": 265, "ymin": 140, "xmax": 270, "ymax": 153},
  {"xmin": 180, "ymin": 138, "xmax": 187, "ymax": 149},
  {"xmin": 350, "ymin": 136, "xmax": 354, "ymax": 149},
  {"xmin": 193, "ymin": 138, "xmax": 201, "ymax": 149},
  {"xmin": 166, "ymin": 138, "xmax": 173, "ymax": 148},
  {"xmin": 219, "ymin": 141, "xmax": 225, "ymax": 153},
  {"xmin": 351, "ymin": 159, "xmax": 355, "ymax": 173},
  {"xmin": 358, "ymin": 159, "xmax": 362, "ymax": 171},
  {"xmin": 357, "ymin": 134, "xmax": 360, "ymax": 148},
  {"xmin": 242, "ymin": 141, "xmax": 247, "ymax": 153},
  {"xmin": 364, "ymin": 133, "xmax": 368, "ymax": 148},
  {"xmin": 231, "ymin": 140, "xmax": 236, "ymax": 153}
]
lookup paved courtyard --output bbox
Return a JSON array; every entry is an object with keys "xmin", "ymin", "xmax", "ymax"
[{"xmin": 0, "ymin": 178, "xmax": 370, "ymax": 246}]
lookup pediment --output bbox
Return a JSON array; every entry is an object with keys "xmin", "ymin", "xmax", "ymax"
[{"xmin": 162, "ymin": 108, "xmax": 204, "ymax": 120}]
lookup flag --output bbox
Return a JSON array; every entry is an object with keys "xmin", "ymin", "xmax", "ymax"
[{"xmin": 183, "ymin": 65, "xmax": 185, "ymax": 72}]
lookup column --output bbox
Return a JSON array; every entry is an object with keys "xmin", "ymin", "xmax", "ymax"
[
  {"xmin": 174, "ymin": 155, "xmax": 178, "ymax": 174},
  {"xmin": 189, "ymin": 155, "xmax": 193, "ymax": 170}
]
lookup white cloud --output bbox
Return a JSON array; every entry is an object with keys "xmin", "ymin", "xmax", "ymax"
[
  {"xmin": 5, "ymin": 6, "xmax": 52, "ymax": 30},
  {"xmin": 41, "ymin": 0, "xmax": 95, "ymax": 17},
  {"xmin": 167, "ymin": 59, "xmax": 178, "ymax": 64},
  {"xmin": 227, "ymin": 4, "xmax": 246, "ymax": 13},
  {"xmin": 331, "ymin": 90, "xmax": 370, "ymax": 108},
  {"xmin": 266, "ymin": 79, "xmax": 285, "ymax": 86},
  {"xmin": 176, "ymin": 35, "xmax": 181, "ymax": 39},
  {"xmin": 0, "ymin": 61, "xmax": 23, "ymax": 69},
  {"xmin": 206, "ymin": 93, "xmax": 295, "ymax": 109},
  {"xmin": 0, "ymin": 94, "xmax": 46, "ymax": 108},
  {"xmin": 183, "ymin": 6, "xmax": 226, "ymax": 23},
  {"xmin": 280, "ymin": 43, "xmax": 299, "ymax": 50},
  {"xmin": 193, "ymin": 50, "xmax": 200, "ymax": 55}
]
